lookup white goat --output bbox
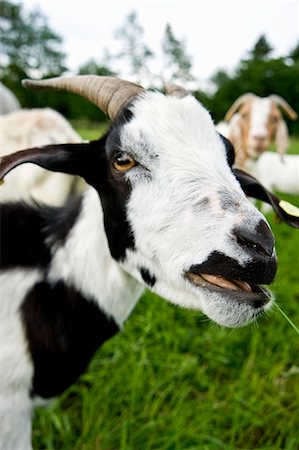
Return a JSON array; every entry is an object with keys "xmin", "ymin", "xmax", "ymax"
[
  {"xmin": 218, "ymin": 93, "xmax": 297, "ymax": 169},
  {"xmin": 246, "ymin": 151, "xmax": 299, "ymax": 196},
  {"xmin": 0, "ymin": 108, "xmax": 85, "ymax": 205},
  {"xmin": 0, "ymin": 75, "xmax": 298, "ymax": 450},
  {"xmin": 0, "ymin": 82, "xmax": 21, "ymax": 114}
]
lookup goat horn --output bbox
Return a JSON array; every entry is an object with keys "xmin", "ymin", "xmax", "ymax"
[
  {"xmin": 22, "ymin": 75, "xmax": 144, "ymax": 120},
  {"xmin": 224, "ymin": 93, "xmax": 256, "ymax": 121},
  {"xmin": 269, "ymin": 95, "xmax": 297, "ymax": 120},
  {"xmin": 164, "ymin": 83, "xmax": 189, "ymax": 98}
]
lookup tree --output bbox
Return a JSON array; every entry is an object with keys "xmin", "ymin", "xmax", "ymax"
[
  {"xmin": 161, "ymin": 23, "xmax": 193, "ymax": 83},
  {"xmin": 289, "ymin": 41, "xmax": 299, "ymax": 62},
  {"xmin": 194, "ymin": 35, "xmax": 299, "ymax": 134},
  {"xmin": 107, "ymin": 11, "xmax": 154, "ymax": 83},
  {"xmin": 78, "ymin": 58, "xmax": 115, "ymax": 76},
  {"xmin": 0, "ymin": 0, "xmax": 66, "ymax": 82},
  {"xmin": 247, "ymin": 34, "xmax": 273, "ymax": 61}
]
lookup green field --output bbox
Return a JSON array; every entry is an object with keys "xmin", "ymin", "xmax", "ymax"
[{"xmin": 32, "ymin": 133, "xmax": 299, "ymax": 450}]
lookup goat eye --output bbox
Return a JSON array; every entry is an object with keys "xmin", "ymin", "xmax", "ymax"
[{"xmin": 113, "ymin": 153, "xmax": 136, "ymax": 172}]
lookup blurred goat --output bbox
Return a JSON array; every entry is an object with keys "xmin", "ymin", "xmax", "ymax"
[
  {"xmin": 0, "ymin": 108, "xmax": 86, "ymax": 205},
  {"xmin": 0, "ymin": 82, "xmax": 21, "ymax": 114},
  {"xmin": 247, "ymin": 151, "xmax": 299, "ymax": 198},
  {"xmin": 218, "ymin": 94, "xmax": 297, "ymax": 169}
]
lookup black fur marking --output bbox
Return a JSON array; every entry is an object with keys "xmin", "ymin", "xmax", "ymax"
[
  {"xmin": 43, "ymin": 196, "xmax": 83, "ymax": 247},
  {"xmin": 219, "ymin": 133, "xmax": 235, "ymax": 167},
  {"xmin": 1, "ymin": 202, "xmax": 51, "ymax": 269},
  {"xmin": 190, "ymin": 250, "xmax": 277, "ymax": 285},
  {"xmin": 96, "ymin": 106, "xmax": 136, "ymax": 261},
  {"xmin": 0, "ymin": 197, "xmax": 82, "ymax": 270},
  {"xmin": 140, "ymin": 267, "xmax": 156, "ymax": 287},
  {"xmin": 21, "ymin": 280, "xmax": 119, "ymax": 399},
  {"xmin": 100, "ymin": 193, "xmax": 135, "ymax": 261},
  {"xmin": 112, "ymin": 105, "xmax": 134, "ymax": 129}
]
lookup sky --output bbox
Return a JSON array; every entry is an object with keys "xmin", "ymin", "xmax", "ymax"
[{"xmin": 23, "ymin": 0, "xmax": 299, "ymax": 88}]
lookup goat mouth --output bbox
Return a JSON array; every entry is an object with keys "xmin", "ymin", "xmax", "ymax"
[
  {"xmin": 185, "ymin": 272, "xmax": 272, "ymax": 306},
  {"xmin": 186, "ymin": 272, "xmax": 252, "ymax": 291}
]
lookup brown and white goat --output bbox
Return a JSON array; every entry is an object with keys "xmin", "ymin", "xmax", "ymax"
[{"xmin": 220, "ymin": 93, "xmax": 297, "ymax": 169}]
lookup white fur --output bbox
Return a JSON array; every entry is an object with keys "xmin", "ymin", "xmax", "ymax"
[
  {"xmin": 0, "ymin": 269, "xmax": 42, "ymax": 450},
  {"xmin": 0, "ymin": 108, "xmax": 85, "ymax": 205},
  {"xmin": 249, "ymin": 98, "xmax": 272, "ymax": 142},
  {"xmin": 215, "ymin": 120, "xmax": 229, "ymax": 137},
  {"xmin": 244, "ymin": 98, "xmax": 273, "ymax": 160}
]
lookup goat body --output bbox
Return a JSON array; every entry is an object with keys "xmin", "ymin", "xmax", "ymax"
[
  {"xmin": 246, "ymin": 151, "xmax": 299, "ymax": 195},
  {"xmin": 0, "ymin": 77, "xmax": 283, "ymax": 449}
]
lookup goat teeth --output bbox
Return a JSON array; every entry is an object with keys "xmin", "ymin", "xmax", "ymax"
[
  {"xmin": 187, "ymin": 272, "xmax": 253, "ymax": 292},
  {"xmin": 186, "ymin": 272, "xmax": 203, "ymax": 286},
  {"xmin": 201, "ymin": 274, "xmax": 239, "ymax": 291},
  {"xmin": 233, "ymin": 280, "xmax": 252, "ymax": 292}
]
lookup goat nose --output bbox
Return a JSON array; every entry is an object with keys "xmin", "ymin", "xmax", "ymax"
[
  {"xmin": 234, "ymin": 220, "xmax": 274, "ymax": 257},
  {"xmin": 253, "ymin": 134, "xmax": 266, "ymax": 144}
]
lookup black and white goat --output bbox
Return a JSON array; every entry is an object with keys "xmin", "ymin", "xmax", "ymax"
[{"xmin": 0, "ymin": 76, "xmax": 298, "ymax": 450}]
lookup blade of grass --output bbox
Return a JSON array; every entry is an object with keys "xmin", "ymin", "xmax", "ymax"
[{"xmin": 274, "ymin": 303, "xmax": 299, "ymax": 335}]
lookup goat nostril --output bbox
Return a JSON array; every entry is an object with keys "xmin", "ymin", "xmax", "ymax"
[{"xmin": 234, "ymin": 221, "xmax": 274, "ymax": 257}]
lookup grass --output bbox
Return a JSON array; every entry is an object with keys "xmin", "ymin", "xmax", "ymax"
[
  {"xmin": 32, "ymin": 133, "xmax": 299, "ymax": 450},
  {"xmin": 70, "ymin": 119, "xmax": 108, "ymax": 141}
]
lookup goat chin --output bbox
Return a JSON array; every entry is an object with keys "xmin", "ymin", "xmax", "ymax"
[{"xmin": 200, "ymin": 289, "xmax": 274, "ymax": 328}]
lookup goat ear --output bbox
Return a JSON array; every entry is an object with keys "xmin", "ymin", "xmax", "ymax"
[
  {"xmin": 224, "ymin": 93, "xmax": 256, "ymax": 121},
  {"xmin": 275, "ymin": 118, "xmax": 289, "ymax": 158},
  {"xmin": 233, "ymin": 168, "xmax": 299, "ymax": 228},
  {"xmin": 269, "ymin": 95, "xmax": 297, "ymax": 121},
  {"xmin": 228, "ymin": 119, "xmax": 247, "ymax": 168},
  {"xmin": 0, "ymin": 142, "xmax": 103, "ymax": 188}
]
